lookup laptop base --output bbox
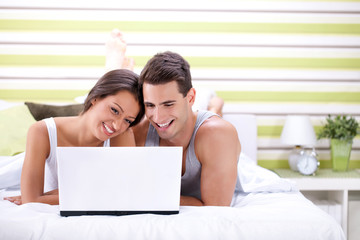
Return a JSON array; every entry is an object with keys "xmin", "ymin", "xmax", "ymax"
[{"xmin": 60, "ymin": 210, "xmax": 179, "ymax": 217}]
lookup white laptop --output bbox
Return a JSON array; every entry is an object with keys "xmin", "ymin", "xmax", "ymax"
[{"xmin": 57, "ymin": 146, "xmax": 182, "ymax": 217}]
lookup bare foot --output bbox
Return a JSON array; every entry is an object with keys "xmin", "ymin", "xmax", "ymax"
[
  {"xmin": 105, "ymin": 29, "xmax": 127, "ymax": 72},
  {"xmin": 122, "ymin": 57, "xmax": 135, "ymax": 71}
]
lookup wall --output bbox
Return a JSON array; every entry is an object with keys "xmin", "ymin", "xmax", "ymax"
[{"xmin": 0, "ymin": 0, "xmax": 359, "ymax": 169}]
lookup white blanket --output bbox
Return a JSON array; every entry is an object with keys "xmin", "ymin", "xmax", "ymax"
[
  {"xmin": 0, "ymin": 192, "xmax": 344, "ymax": 240},
  {"xmin": 0, "ymin": 153, "xmax": 344, "ymax": 239}
]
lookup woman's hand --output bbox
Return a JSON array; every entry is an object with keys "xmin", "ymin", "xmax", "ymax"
[
  {"xmin": 4, "ymin": 189, "xmax": 59, "ymax": 205},
  {"xmin": 4, "ymin": 195, "xmax": 22, "ymax": 205}
]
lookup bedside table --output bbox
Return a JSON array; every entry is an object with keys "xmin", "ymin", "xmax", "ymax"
[{"xmin": 273, "ymin": 169, "xmax": 360, "ymax": 240}]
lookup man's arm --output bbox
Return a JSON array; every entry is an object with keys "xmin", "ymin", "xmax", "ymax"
[{"xmin": 183, "ymin": 117, "xmax": 241, "ymax": 206}]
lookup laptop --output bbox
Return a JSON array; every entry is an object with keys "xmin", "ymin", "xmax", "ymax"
[{"xmin": 57, "ymin": 146, "xmax": 182, "ymax": 217}]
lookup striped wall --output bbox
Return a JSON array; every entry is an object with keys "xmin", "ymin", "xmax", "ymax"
[{"xmin": 0, "ymin": 0, "xmax": 359, "ymax": 169}]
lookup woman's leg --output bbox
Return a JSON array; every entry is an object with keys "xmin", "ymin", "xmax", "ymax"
[{"xmin": 105, "ymin": 29, "xmax": 134, "ymax": 72}]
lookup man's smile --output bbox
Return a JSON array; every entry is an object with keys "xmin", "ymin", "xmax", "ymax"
[{"xmin": 155, "ymin": 120, "xmax": 174, "ymax": 129}]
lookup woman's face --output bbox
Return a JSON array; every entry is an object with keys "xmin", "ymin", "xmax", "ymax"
[{"xmin": 89, "ymin": 90, "xmax": 140, "ymax": 141}]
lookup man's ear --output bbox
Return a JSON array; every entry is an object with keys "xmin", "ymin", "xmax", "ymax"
[{"xmin": 187, "ymin": 88, "xmax": 196, "ymax": 106}]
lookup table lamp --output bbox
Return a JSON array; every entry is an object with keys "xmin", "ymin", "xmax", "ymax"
[{"xmin": 280, "ymin": 115, "xmax": 317, "ymax": 171}]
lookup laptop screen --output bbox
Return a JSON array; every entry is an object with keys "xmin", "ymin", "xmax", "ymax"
[{"xmin": 57, "ymin": 146, "xmax": 182, "ymax": 216}]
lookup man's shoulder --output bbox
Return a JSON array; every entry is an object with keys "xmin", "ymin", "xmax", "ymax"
[
  {"xmin": 196, "ymin": 115, "xmax": 237, "ymax": 140},
  {"xmin": 194, "ymin": 114, "xmax": 241, "ymax": 164},
  {"xmin": 199, "ymin": 114, "xmax": 233, "ymax": 130}
]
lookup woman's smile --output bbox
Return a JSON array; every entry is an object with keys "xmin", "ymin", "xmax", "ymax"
[{"xmin": 102, "ymin": 122, "xmax": 115, "ymax": 135}]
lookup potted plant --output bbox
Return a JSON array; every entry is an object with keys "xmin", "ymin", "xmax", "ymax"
[{"xmin": 317, "ymin": 115, "xmax": 359, "ymax": 171}]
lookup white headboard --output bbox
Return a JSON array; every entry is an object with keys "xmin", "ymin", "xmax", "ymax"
[{"xmin": 223, "ymin": 114, "xmax": 257, "ymax": 163}]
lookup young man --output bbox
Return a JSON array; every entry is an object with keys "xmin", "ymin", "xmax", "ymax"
[{"xmin": 133, "ymin": 51, "xmax": 241, "ymax": 206}]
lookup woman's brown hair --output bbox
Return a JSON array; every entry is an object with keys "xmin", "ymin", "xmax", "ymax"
[{"xmin": 82, "ymin": 69, "xmax": 144, "ymax": 127}]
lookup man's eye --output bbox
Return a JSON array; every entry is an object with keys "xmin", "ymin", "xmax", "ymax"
[
  {"xmin": 145, "ymin": 104, "xmax": 154, "ymax": 108},
  {"xmin": 164, "ymin": 103, "xmax": 173, "ymax": 107},
  {"xmin": 111, "ymin": 107, "xmax": 119, "ymax": 114}
]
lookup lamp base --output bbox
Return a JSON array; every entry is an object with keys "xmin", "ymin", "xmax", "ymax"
[{"xmin": 288, "ymin": 146, "xmax": 302, "ymax": 172}]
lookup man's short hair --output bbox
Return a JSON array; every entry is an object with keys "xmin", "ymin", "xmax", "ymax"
[{"xmin": 139, "ymin": 51, "xmax": 192, "ymax": 97}]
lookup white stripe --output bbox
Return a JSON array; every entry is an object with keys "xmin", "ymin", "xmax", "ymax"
[
  {"xmin": 0, "ymin": 44, "xmax": 105, "ymax": 55},
  {"xmin": 193, "ymin": 80, "xmax": 360, "ymax": 92},
  {"xmin": 257, "ymin": 138, "xmax": 360, "ymax": 149},
  {"xmin": 1, "ymin": 67, "xmax": 359, "ymax": 82},
  {"xmin": 4, "ymin": 78, "xmax": 358, "ymax": 92},
  {"xmin": 1, "ymin": 0, "xmax": 360, "ymax": 12},
  {"xmin": 1, "ymin": 32, "xmax": 360, "ymax": 47},
  {"xmin": 0, "ymin": 67, "xmax": 105, "ymax": 78},
  {"xmin": 2, "ymin": 9, "xmax": 360, "ymax": 23},
  {"xmin": 2, "ymin": 44, "xmax": 360, "ymax": 58},
  {"xmin": 0, "ymin": 79, "xmax": 96, "ymax": 90},
  {"xmin": 255, "ymin": 115, "xmax": 360, "ymax": 126},
  {"xmin": 191, "ymin": 69, "xmax": 360, "ymax": 81},
  {"xmin": 257, "ymin": 149, "xmax": 360, "ymax": 161},
  {"xmin": 223, "ymin": 103, "xmax": 360, "ymax": 115}
]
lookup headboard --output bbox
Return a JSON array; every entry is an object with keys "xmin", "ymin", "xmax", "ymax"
[{"xmin": 223, "ymin": 113, "xmax": 257, "ymax": 163}]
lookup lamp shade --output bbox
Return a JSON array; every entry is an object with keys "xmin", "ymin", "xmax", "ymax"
[{"xmin": 281, "ymin": 115, "xmax": 316, "ymax": 146}]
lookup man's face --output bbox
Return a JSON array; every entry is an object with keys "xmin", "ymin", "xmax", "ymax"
[{"xmin": 143, "ymin": 81, "xmax": 192, "ymax": 141}]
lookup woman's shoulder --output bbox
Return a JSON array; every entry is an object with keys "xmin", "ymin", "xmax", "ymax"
[
  {"xmin": 28, "ymin": 119, "xmax": 48, "ymax": 134},
  {"xmin": 111, "ymin": 128, "xmax": 136, "ymax": 147},
  {"xmin": 26, "ymin": 120, "xmax": 51, "ymax": 156}
]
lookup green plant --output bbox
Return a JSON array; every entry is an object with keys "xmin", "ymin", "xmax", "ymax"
[{"xmin": 317, "ymin": 115, "xmax": 359, "ymax": 143}]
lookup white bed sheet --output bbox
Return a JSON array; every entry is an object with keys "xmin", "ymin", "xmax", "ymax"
[
  {"xmin": 0, "ymin": 191, "xmax": 344, "ymax": 240},
  {"xmin": 0, "ymin": 152, "xmax": 345, "ymax": 240}
]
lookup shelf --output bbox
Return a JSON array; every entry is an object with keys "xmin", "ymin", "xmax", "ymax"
[{"xmin": 272, "ymin": 168, "xmax": 360, "ymax": 239}]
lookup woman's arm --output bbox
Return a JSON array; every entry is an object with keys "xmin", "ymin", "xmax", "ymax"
[
  {"xmin": 20, "ymin": 121, "xmax": 59, "ymax": 205},
  {"xmin": 5, "ymin": 189, "xmax": 58, "ymax": 205}
]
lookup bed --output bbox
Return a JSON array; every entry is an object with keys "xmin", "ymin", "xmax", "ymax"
[{"xmin": 0, "ymin": 101, "xmax": 345, "ymax": 240}]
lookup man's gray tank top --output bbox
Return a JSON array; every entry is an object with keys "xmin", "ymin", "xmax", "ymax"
[{"xmin": 145, "ymin": 110, "xmax": 241, "ymax": 201}]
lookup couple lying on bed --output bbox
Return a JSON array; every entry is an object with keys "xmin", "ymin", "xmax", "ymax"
[{"xmin": 5, "ymin": 29, "xmax": 240, "ymax": 207}]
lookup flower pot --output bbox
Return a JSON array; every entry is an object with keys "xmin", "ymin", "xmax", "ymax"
[{"xmin": 330, "ymin": 139, "xmax": 352, "ymax": 171}]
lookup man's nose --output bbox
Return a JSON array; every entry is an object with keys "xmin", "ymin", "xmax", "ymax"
[{"xmin": 153, "ymin": 107, "xmax": 163, "ymax": 123}]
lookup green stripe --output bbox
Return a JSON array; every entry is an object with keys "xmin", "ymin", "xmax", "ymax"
[
  {"xmin": 0, "ymin": 55, "xmax": 106, "ymax": 67},
  {"xmin": 1, "ymin": 20, "xmax": 360, "ymax": 34},
  {"xmin": 189, "ymin": 57, "xmax": 360, "ymax": 69},
  {"xmin": 282, "ymin": 0, "xmax": 360, "ymax": 1},
  {"xmin": 1, "ymin": 55, "xmax": 360, "ymax": 70},
  {"xmin": 258, "ymin": 159, "xmax": 360, "ymax": 169},
  {"xmin": 217, "ymin": 91, "xmax": 360, "ymax": 103},
  {"xmin": 258, "ymin": 126, "xmax": 284, "ymax": 137},
  {"xmin": 0, "ymin": 89, "xmax": 88, "ymax": 102},
  {"xmin": 258, "ymin": 159, "xmax": 291, "ymax": 169},
  {"xmin": 258, "ymin": 126, "xmax": 324, "ymax": 137}
]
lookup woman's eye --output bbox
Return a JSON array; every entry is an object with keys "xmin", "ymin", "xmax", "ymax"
[
  {"xmin": 111, "ymin": 107, "xmax": 119, "ymax": 114},
  {"xmin": 125, "ymin": 119, "xmax": 133, "ymax": 125}
]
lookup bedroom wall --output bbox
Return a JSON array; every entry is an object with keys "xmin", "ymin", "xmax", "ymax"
[{"xmin": 0, "ymin": 0, "xmax": 359, "ymax": 169}]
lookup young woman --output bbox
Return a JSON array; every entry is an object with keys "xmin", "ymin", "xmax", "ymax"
[{"xmin": 5, "ymin": 69, "xmax": 145, "ymax": 205}]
